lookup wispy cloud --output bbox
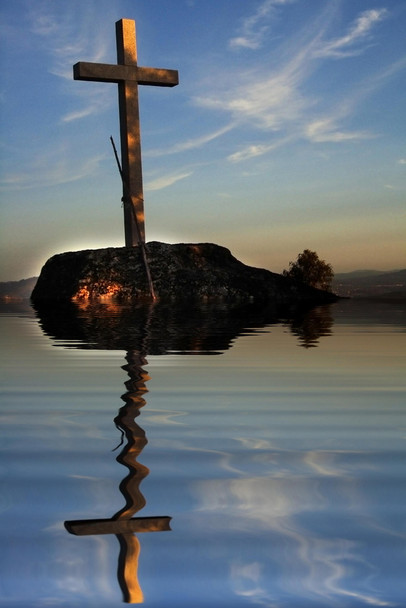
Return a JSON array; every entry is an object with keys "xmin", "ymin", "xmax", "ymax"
[
  {"xmin": 228, "ymin": 136, "xmax": 293, "ymax": 162},
  {"xmin": 145, "ymin": 171, "xmax": 192, "ymax": 191},
  {"xmin": 146, "ymin": 124, "xmax": 234, "ymax": 157},
  {"xmin": 194, "ymin": 58, "xmax": 311, "ymax": 131},
  {"xmin": 314, "ymin": 9, "xmax": 388, "ymax": 58},
  {"xmin": 196, "ymin": 6, "xmax": 334, "ymax": 131},
  {"xmin": 398, "ymin": 158, "xmax": 406, "ymax": 165},
  {"xmin": 228, "ymin": 145, "xmax": 270, "ymax": 163},
  {"xmin": 28, "ymin": 1, "xmax": 116, "ymax": 120},
  {"xmin": 194, "ymin": 5, "xmax": 399, "ymax": 162},
  {"xmin": 229, "ymin": 0, "xmax": 296, "ymax": 50},
  {"xmin": 62, "ymin": 105, "xmax": 101, "ymax": 123},
  {"xmin": 61, "ymin": 84, "xmax": 113, "ymax": 123},
  {"xmin": 304, "ymin": 118, "xmax": 372, "ymax": 143},
  {"xmin": 29, "ymin": 4, "xmax": 111, "ymax": 78},
  {"xmin": 30, "ymin": 13, "xmax": 60, "ymax": 37},
  {"xmin": 226, "ymin": 113, "xmax": 373, "ymax": 163},
  {"xmin": 0, "ymin": 149, "xmax": 106, "ymax": 190}
]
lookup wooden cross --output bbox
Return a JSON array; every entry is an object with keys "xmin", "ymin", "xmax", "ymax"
[{"xmin": 73, "ymin": 19, "xmax": 179, "ymax": 247}]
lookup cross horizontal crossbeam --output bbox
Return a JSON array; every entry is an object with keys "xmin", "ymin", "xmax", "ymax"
[{"xmin": 73, "ymin": 62, "xmax": 178, "ymax": 86}]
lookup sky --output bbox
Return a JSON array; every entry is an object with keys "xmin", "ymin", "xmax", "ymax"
[{"xmin": 0, "ymin": 0, "xmax": 405, "ymax": 281}]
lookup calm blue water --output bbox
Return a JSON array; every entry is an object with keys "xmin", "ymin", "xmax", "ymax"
[{"xmin": 0, "ymin": 299, "xmax": 405, "ymax": 607}]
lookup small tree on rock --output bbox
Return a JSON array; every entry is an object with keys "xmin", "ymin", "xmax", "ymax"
[{"xmin": 283, "ymin": 249, "xmax": 334, "ymax": 291}]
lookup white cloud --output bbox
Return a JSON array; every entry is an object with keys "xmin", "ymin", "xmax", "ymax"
[
  {"xmin": 62, "ymin": 106, "xmax": 97, "ymax": 123},
  {"xmin": 61, "ymin": 84, "xmax": 114, "ymax": 122},
  {"xmin": 197, "ymin": 8, "xmax": 332, "ymax": 130},
  {"xmin": 30, "ymin": 14, "xmax": 59, "ymax": 37},
  {"xmin": 228, "ymin": 144, "xmax": 270, "ymax": 163},
  {"xmin": 229, "ymin": 0, "xmax": 296, "ymax": 50},
  {"xmin": 146, "ymin": 124, "xmax": 234, "ymax": 157},
  {"xmin": 228, "ymin": 136, "xmax": 293, "ymax": 162},
  {"xmin": 28, "ymin": 2, "xmax": 115, "ymax": 120},
  {"xmin": 145, "ymin": 171, "xmax": 192, "ymax": 191},
  {"xmin": 305, "ymin": 118, "xmax": 371, "ymax": 143},
  {"xmin": 398, "ymin": 158, "xmax": 406, "ymax": 165},
  {"xmin": 0, "ymin": 150, "xmax": 106, "ymax": 190},
  {"xmin": 194, "ymin": 5, "xmax": 396, "ymax": 161},
  {"xmin": 195, "ymin": 64, "xmax": 310, "ymax": 131},
  {"xmin": 230, "ymin": 562, "xmax": 265, "ymax": 599},
  {"xmin": 314, "ymin": 9, "xmax": 388, "ymax": 59}
]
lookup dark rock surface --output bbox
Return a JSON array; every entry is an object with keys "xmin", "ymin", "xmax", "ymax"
[{"xmin": 31, "ymin": 242, "xmax": 338, "ymax": 305}]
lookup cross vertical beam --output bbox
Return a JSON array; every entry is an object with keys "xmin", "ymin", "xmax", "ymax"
[
  {"xmin": 73, "ymin": 19, "xmax": 179, "ymax": 247},
  {"xmin": 116, "ymin": 20, "xmax": 143, "ymax": 246}
]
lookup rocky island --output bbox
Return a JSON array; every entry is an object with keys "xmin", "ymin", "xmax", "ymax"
[{"xmin": 31, "ymin": 242, "xmax": 338, "ymax": 306}]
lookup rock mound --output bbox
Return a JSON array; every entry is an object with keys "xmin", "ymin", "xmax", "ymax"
[{"xmin": 31, "ymin": 242, "xmax": 338, "ymax": 305}]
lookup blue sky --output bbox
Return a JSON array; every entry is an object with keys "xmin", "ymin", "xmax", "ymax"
[{"xmin": 0, "ymin": 0, "xmax": 405, "ymax": 281}]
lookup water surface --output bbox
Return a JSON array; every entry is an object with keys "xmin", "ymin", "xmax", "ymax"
[{"xmin": 0, "ymin": 299, "xmax": 405, "ymax": 607}]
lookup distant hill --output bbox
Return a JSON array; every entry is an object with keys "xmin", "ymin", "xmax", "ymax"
[
  {"xmin": 0, "ymin": 277, "xmax": 37, "ymax": 300},
  {"xmin": 334, "ymin": 269, "xmax": 391, "ymax": 279},
  {"xmin": 333, "ymin": 269, "xmax": 406, "ymax": 299}
]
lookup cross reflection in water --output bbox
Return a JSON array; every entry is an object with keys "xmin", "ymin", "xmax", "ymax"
[{"xmin": 65, "ymin": 349, "xmax": 171, "ymax": 604}]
